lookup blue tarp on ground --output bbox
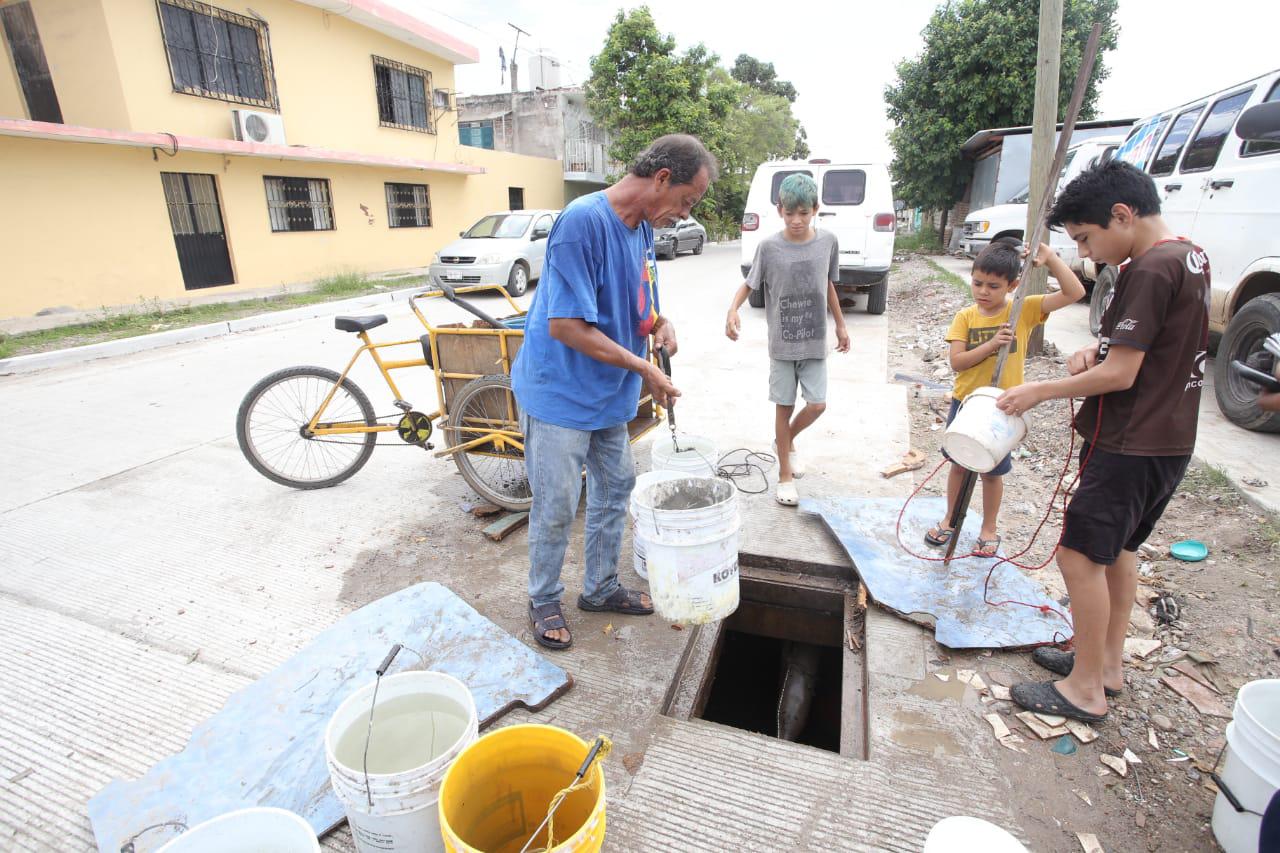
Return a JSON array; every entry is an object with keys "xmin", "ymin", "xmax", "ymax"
[
  {"xmin": 804, "ymin": 496, "xmax": 1072, "ymax": 650},
  {"xmin": 88, "ymin": 582, "xmax": 571, "ymax": 852}
]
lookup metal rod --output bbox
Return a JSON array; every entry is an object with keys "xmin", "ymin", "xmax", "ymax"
[
  {"xmin": 518, "ymin": 737, "xmax": 606, "ymax": 853},
  {"xmin": 943, "ymin": 23, "xmax": 1102, "ymax": 565}
]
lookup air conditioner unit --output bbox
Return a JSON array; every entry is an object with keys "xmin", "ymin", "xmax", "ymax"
[{"xmin": 232, "ymin": 109, "xmax": 286, "ymax": 145}]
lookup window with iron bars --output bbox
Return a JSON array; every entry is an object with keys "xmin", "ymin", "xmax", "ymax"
[
  {"xmin": 385, "ymin": 183, "xmax": 431, "ymax": 228},
  {"xmin": 264, "ymin": 177, "xmax": 334, "ymax": 232},
  {"xmin": 373, "ymin": 55, "xmax": 431, "ymax": 133},
  {"xmin": 157, "ymin": 0, "xmax": 277, "ymax": 110}
]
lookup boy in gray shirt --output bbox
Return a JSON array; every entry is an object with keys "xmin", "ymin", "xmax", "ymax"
[{"xmin": 726, "ymin": 173, "xmax": 850, "ymax": 506}]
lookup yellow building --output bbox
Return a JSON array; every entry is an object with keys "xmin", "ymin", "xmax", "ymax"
[{"xmin": 0, "ymin": 0, "xmax": 567, "ymax": 319}]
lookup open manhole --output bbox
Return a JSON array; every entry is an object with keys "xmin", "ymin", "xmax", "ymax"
[{"xmin": 662, "ymin": 553, "xmax": 867, "ymax": 759}]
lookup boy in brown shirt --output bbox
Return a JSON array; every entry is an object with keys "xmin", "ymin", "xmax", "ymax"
[{"xmin": 996, "ymin": 160, "xmax": 1209, "ymax": 723}]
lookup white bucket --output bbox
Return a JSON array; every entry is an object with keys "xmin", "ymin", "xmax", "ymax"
[
  {"xmin": 923, "ymin": 816, "xmax": 1027, "ymax": 852},
  {"xmin": 1212, "ymin": 678, "xmax": 1280, "ymax": 853},
  {"xmin": 633, "ymin": 476, "xmax": 740, "ymax": 624},
  {"xmin": 649, "ymin": 432, "xmax": 719, "ymax": 478},
  {"xmin": 155, "ymin": 807, "xmax": 319, "ymax": 852},
  {"xmin": 942, "ymin": 386, "xmax": 1029, "ymax": 474},
  {"xmin": 630, "ymin": 470, "xmax": 686, "ymax": 580},
  {"xmin": 325, "ymin": 671, "xmax": 479, "ymax": 853}
]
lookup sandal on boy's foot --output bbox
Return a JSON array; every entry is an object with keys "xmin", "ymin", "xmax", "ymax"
[
  {"xmin": 775, "ymin": 480, "xmax": 799, "ymax": 506},
  {"xmin": 1032, "ymin": 647, "xmax": 1122, "ymax": 697},
  {"xmin": 974, "ymin": 535, "xmax": 1001, "ymax": 558},
  {"xmin": 924, "ymin": 524, "xmax": 954, "ymax": 548},
  {"xmin": 772, "ymin": 441, "xmax": 805, "ymax": 479},
  {"xmin": 1011, "ymin": 681, "xmax": 1107, "ymax": 724},
  {"xmin": 577, "ymin": 586, "xmax": 654, "ymax": 615},
  {"xmin": 529, "ymin": 601, "xmax": 572, "ymax": 650}
]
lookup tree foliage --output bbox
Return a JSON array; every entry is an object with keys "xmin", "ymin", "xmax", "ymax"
[
  {"xmin": 885, "ymin": 0, "xmax": 1119, "ymax": 212},
  {"xmin": 586, "ymin": 8, "xmax": 805, "ymax": 237}
]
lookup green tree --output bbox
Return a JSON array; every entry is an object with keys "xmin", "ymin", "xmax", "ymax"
[
  {"xmin": 586, "ymin": 9, "xmax": 804, "ymax": 238},
  {"xmin": 885, "ymin": 0, "xmax": 1119, "ymax": 236},
  {"xmin": 731, "ymin": 54, "xmax": 798, "ymax": 103}
]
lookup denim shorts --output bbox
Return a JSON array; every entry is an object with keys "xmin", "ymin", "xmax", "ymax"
[
  {"xmin": 942, "ymin": 397, "xmax": 1013, "ymax": 476},
  {"xmin": 769, "ymin": 357, "xmax": 827, "ymax": 406}
]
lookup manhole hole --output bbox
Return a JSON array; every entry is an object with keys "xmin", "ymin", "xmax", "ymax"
[{"xmin": 662, "ymin": 553, "xmax": 867, "ymax": 759}]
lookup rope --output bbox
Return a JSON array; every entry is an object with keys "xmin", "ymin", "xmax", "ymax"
[
  {"xmin": 893, "ymin": 396, "xmax": 1106, "ymax": 628},
  {"xmin": 526, "ymin": 737, "xmax": 612, "ymax": 853}
]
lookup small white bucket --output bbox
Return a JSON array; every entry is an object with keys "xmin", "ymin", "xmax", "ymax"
[
  {"xmin": 325, "ymin": 671, "xmax": 478, "ymax": 853},
  {"xmin": 923, "ymin": 816, "xmax": 1027, "ymax": 852},
  {"xmin": 649, "ymin": 433, "xmax": 718, "ymax": 478},
  {"xmin": 634, "ymin": 476, "xmax": 740, "ymax": 624},
  {"xmin": 630, "ymin": 470, "xmax": 686, "ymax": 580},
  {"xmin": 1212, "ymin": 678, "xmax": 1280, "ymax": 853},
  {"xmin": 942, "ymin": 386, "xmax": 1029, "ymax": 473},
  {"xmin": 155, "ymin": 807, "xmax": 319, "ymax": 852}
]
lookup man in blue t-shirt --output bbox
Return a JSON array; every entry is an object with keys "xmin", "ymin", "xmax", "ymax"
[{"xmin": 513, "ymin": 134, "xmax": 717, "ymax": 650}]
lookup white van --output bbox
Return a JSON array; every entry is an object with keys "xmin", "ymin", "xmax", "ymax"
[
  {"xmin": 959, "ymin": 136, "xmax": 1124, "ymax": 263},
  {"xmin": 1110, "ymin": 67, "xmax": 1280, "ymax": 432},
  {"xmin": 740, "ymin": 160, "xmax": 896, "ymax": 314}
]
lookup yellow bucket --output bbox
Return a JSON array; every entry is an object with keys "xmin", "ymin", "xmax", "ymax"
[{"xmin": 438, "ymin": 724, "xmax": 606, "ymax": 853}]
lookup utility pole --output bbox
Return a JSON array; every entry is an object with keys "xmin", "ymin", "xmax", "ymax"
[
  {"xmin": 508, "ymin": 23, "xmax": 530, "ymax": 154},
  {"xmin": 1024, "ymin": 0, "xmax": 1063, "ymax": 357}
]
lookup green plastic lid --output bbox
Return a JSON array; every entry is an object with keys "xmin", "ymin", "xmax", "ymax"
[{"xmin": 1170, "ymin": 540, "xmax": 1208, "ymax": 562}]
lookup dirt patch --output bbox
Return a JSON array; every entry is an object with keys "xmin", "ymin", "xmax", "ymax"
[{"xmin": 888, "ymin": 255, "xmax": 1280, "ymax": 852}]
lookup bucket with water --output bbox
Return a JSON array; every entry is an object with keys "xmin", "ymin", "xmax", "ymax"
[
  {"xmin": 153, "ymin": 808, "xmax": 319, "ymax": 852},
  {"xmin": 629, "ymin": 470, "xmax": 685, "ymax": 580},
  {"xmin": 633, "ymin": 475, "xmax": 740, "ymax": 624},
  {"xmin": 649, "ymin": 433, "xmax": 718, "ymax": 478},
  {"xmin": 942, "ymin": 386, "xmax": 1028, "ymax": 473},
  {"xmin": 325, "ymin": 669, "xmax": 479, "ymax": 853},
  {"xmin": 1212, "ymin": 678, "xmax": 1280, "ymax": 852},
  {"xmin": 438, "ymin": 724, "xmax": 606, "ymax": 853}
]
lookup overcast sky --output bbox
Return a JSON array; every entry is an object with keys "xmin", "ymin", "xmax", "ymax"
[{"xmin": 396, "ymin": 0, "xmax": 1278, "ymax": 163}]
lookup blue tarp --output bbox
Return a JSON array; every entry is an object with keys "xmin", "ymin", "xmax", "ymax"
[
  {"xmin": 804, "ymin": 497, "xmax": 1072, "ymax": 650},
  {"xmin": 88, "ymin": 582, "xmax": 571, "ymax": 852}
]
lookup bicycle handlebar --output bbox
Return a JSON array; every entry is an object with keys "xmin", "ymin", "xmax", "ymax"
[{"xmin": 429, "ymin": 274, "xmax": 507, "ymax": 330}]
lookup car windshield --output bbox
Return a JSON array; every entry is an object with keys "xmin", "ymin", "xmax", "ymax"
[
  {"xmin": 1007, "ymin": 185, "xmax": 1030, "ymax": 204},
  {"xmin": 465, "ymin": 214, "xmax": 532, "ymax": 239}
]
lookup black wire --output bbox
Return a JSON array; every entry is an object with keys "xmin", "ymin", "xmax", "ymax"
[{"xmin": 713, "ymin": 448, "xmax": 777, "ymax": 495}]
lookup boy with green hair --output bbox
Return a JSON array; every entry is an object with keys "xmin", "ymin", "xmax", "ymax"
[
  {"xmin": 725, "ymin": 172, "xmax": 850, "ymax": 506},
  {"xmin": 997, "ymin": 160, "xmax": 1210, "ymax": 723}
]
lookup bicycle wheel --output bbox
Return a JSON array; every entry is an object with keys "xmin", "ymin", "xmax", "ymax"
[
  {"xmin": 236, "ymin": 366, "xmax": 377, "ymax": 489},
  {"xmin": 447, "ymin": 374, "xmax": 532, "ymax": 512}
]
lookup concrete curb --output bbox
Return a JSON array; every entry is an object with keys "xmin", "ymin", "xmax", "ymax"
[{"xmin": 0, "ymin": 285, "xmax": 425, "ymax": 376}]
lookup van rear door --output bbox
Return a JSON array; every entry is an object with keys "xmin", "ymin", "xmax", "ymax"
[{"xmin": 817, "ymin": 168, "xmax": 869, "ymax": 275}]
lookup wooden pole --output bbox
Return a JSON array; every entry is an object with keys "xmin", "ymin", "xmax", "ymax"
[
  {"xmin": 942, "ymin": 22, "xmax": 1102, "ymax": 564},
  {"xmin": 1024, "ymin": 0, "xmax": 1064, "ymax": 357}
]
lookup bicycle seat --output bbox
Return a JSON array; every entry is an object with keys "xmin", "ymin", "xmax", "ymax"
[{"xmin": 334, "ymin": 314, "xmax": 388, "ymax": 333}]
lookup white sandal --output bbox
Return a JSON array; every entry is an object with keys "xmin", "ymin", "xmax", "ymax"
[
  {"xmin": 772, "ymin": 441, "xmax": 805, "ymax": 479},
  {"xmin": 775, "ymin": 480, "xmax": 799, "ymax": 506}
]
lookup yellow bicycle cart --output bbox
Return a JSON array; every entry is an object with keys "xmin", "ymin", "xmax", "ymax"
[{"xmin": 235, "ymin": 282, "xmax": 664, "ymax": 511}]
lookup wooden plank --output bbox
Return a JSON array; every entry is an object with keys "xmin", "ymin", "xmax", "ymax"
[
  {"xmin": 840, "ymin": 593, "xmax": 868, "ymax": 760},
  {"xmin": 483, "ymin": 511, "xmax": 528, "ymax": 542}
]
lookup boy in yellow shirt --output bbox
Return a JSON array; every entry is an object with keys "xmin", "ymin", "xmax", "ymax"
[{"xmin": 924, "ymin": 238, "xmax": 1086, "ymax": 556}]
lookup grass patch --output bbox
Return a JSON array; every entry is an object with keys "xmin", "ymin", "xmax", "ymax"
[
  {"xmin": 924, "ymin": 258, "xmax": 970, "ymax": 295},
  {"xmin": 896, "ymin": 230, "xmax": 944, "ymax": 254},
  {"xmin": 0, "ymin": 272, "xmax": 414, "ymax": 360}
]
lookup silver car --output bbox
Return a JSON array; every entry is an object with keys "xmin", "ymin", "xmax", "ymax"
[
  {"xmin": 653, "ymin": 217, "xmax": 706, "ymax": 260},
  {"xmin": 429, "ymin": 209, "xmax": 559, "ymax": 296}
]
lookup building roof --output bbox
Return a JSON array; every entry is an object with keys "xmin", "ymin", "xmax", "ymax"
[
  {"xmin": 960, "ymin": 118, "xmax": 1136, "ymax": 158},
  {"xmin": 293, "ymin": 0, "xmax": 479, "ymax": 65},
  {"xmin": 0, "ymin": 119, "xmax": 486, "ymax": 175}
]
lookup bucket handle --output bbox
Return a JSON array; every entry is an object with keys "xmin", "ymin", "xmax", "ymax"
[
  {"xmin": 360, "ymin": 643, "xmax": 429, "ymax": 808},
  {"xmin": 119, "ymin": 819, "xmax": 188, "ymax": 852},
  {"xmin": 1207, "ymin": 738, "xmax": 1266, "ymax": 817}
]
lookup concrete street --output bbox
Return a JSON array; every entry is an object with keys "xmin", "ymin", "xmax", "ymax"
[{"xmin": 932, "ymin": 253, "xmax": 1280, "ymax": 514}]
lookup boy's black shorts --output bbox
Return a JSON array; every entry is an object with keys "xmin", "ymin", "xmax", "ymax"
[{"xmin": 1060, "ymin": 443, "xmax": 1191, "ymax": 566}]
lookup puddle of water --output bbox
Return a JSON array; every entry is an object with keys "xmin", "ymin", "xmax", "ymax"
[
  {"xmin": 908, "ymin": 668, "xmax": 969, "ymax": 703},
  {"xmin": 889, "ymin": 709, "xmax": 963, "ymax": 757}
]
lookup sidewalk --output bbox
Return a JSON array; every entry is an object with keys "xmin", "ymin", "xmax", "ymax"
[{"xmin": 929, "ymin": 253, "xmax": 1280, "ymax": 514}]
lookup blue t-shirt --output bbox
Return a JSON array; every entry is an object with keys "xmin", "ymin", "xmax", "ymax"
[{"xmin": 512, "ymin": 192, "xmax": 659, "ymax": 430}]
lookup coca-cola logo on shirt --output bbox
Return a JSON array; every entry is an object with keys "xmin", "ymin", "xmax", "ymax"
[{"xmin": 1186, "ymin": 248, "xmax": 1208, "ymax": 276}]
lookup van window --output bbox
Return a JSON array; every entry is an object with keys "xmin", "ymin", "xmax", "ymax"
[
  {"xmin": 821, "ymin": 170, "xmax": 867, "ymax": 205},
  {"xmin": 1243, "ymin": 80, "xmax": 1280, "ymax": 157},
  {"xmin": 1117, "ymin": 115, "xmax": 1170, "ymax": 170},
  {"xmin": 770, "ymin": 170, "xmax": 813, "ymax": 205},
  {"xmin": 1150, "ymin": 106, "xmax": 1204, "ymax": 176},
  {"xmin": 1181, "ymin": 88, "xmax": 1254, "ymax": 172}
]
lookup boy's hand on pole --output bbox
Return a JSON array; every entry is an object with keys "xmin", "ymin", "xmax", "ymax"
[
  {"xmin": 1023, "ymin": 243, "xmax": 1055, "ymax": 268},
  {"xmin": 835, "ymin": 325, "xmax": 851, "ymax": 353},
  {"xmin": 990, "ymin": 324, "xmax": 1014, "ymax": 351},
  {"xmin": 725, "ymin": 310, "xmax": 741, "ymax": 342}
]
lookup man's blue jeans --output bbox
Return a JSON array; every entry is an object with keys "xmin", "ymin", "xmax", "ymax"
[{"xmin": 522, "ymin": 412, "xmax": 635, "ymax": 608}]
